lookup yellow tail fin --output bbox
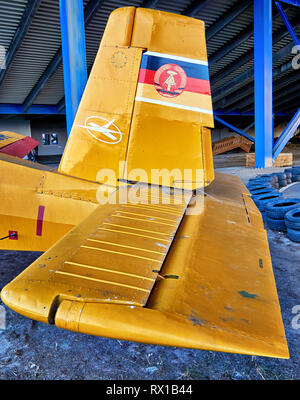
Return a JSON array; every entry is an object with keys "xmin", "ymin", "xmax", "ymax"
[{"xmin": 59, "ymin": 7, "xmax": 214, "ymax": 190}]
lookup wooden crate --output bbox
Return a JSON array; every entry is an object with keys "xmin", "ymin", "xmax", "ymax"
[
  {"xmin": 212, "ymin": 136, "xmax": 253, "ymax": 155},
  {"xmin": 246, "ymin": 153, "xmax": 293, "ymax": 168}
]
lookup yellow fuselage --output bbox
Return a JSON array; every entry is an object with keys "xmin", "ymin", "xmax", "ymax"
[{"xmin": 0, "ymin": 153, "xmax": 99, "ymax": 251}]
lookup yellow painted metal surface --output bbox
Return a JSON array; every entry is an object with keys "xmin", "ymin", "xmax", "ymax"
[
  {"xmin": 131, "ymin": 7, "xmax": 208, "ymax": 61},
  {"xmin": 0, "ymin": 131, "xmax": 25, "ymax": 149},
  {"xmin": 0, "ymin": 153, "xmax": 99, "ymax": 251},
  {"xmin": 58, "ymin": 7, "xmax": 214, "ymax": 190},
  {"xmin": 1, "ymin": 186, "xmax": 191, "ymax": 319},
  {"xmin": 59, "ymin": 45, "xmax": 143, "ymax": 186},
  {"xmin": 1, "ymin": 175, "xmax": 288, "ymax": 358},
  {"xmin": 0, "ymin": 7, "xmax": 289, "ymax": 358}
]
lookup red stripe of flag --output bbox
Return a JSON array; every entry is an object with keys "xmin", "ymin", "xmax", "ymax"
[
  {"xmin": 36, "ymin": 206, "xmax": 45, "ymax": 236},
  {"xmin": 185, "ymin": 77, "xmax": 211, "ymax": 96},
  {"xmin": 138, "ymin": 68, "xmax": 211, "ymax": 96}
]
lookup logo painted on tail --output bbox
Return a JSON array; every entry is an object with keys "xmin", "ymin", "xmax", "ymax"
[
  {"xmin": 154, "ymin": 64, "xmax": 187, "ymax": 98},
  {"xmin": 77, "ymin": 116, "xmax": 123, "ymax": 144}
]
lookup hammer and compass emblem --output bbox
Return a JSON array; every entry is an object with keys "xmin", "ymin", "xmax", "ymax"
[{"xmin": 154, "ymin": 63, "xmax": 187, "ymax": 98}]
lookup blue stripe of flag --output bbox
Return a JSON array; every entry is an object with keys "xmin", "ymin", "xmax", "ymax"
[{"xmin": 140, "ymin": 54, "xmax": 210, "ymax": 81}]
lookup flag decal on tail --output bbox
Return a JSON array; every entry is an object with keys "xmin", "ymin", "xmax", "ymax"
[{"xmin": 135, "ymin": 51, "xmax": 213, "ymax": 115}]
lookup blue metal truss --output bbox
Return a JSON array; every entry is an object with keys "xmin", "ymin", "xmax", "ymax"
[
  {"xmin": 273, "ymin": 108, "xmax": 300, "ymax": 159},
  {"xmin": 0, "ymin": 104, "xmax": 63, "ymax": 115},
  {"xmin": 59, "ymin": 0, "xmax": 87, "ymax": 136},
  {"xmin": 275, "ymin": 1, "xmax": 300, "ymax": 45},
  {"xmin": 279, "ymin": 0, "xmax": 300, "ymax": 6},
  {"xmin": 214, "ymin": 116, "xmax": 255, "ymax": 142}
]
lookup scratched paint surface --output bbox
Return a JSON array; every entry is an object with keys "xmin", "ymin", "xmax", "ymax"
[{"xmin": 0, "ymin": 193, "xmax": 298, "ymax": 379}]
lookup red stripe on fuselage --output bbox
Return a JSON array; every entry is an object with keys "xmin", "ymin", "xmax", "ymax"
[
  {"xmin": 36, "ymin": 206, "xmax": 45, "ymax": 236},
  {"xmin": 138, "ymin": 68, "xmax": 211, "ymax": 95}
]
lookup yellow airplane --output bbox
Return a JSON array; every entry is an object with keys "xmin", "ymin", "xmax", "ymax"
[{"xmin": 0, "ymin": 7, "xmax": 289, "ymax": 359}]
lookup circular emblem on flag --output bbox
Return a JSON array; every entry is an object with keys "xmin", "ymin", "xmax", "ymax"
[{"xmin": 154, "ymin": 64, "xmax": 187, "ymax": 98}]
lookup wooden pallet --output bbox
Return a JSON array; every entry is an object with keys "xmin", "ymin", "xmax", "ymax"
[
  {"xmin": 212, "ymin": 136, "xmax": 253, "ymax": 155},
  {"xmin": 246, "ymin": 153, "xmax": 293, "ymax": 167}
]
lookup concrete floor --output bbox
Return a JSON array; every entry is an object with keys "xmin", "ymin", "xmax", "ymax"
[{"xmin": 0, "ymin": 167, "xmax": 299, "ymax": 380}]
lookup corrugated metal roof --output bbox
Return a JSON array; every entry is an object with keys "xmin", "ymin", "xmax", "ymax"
[
  {"xmin": 0, "ymin": 0, "xmax": 299, "ymax": 115},
  {"xmin": 0, "ymin": 0, "xmax": 28, "ymax": 51}
]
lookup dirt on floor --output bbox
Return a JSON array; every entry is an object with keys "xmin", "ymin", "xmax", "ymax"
[{"xmin": 0, "ymin": 169, "xmax": 299, "ymax": 380}]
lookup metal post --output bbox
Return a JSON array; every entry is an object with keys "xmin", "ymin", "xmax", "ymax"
[
  {"xmin": 59, "ymin": 0, "xmax": 87, "ymax": 136},
  {"xmin": 254, "ymin": 0, "xmax": 273, "ymax": 168}
]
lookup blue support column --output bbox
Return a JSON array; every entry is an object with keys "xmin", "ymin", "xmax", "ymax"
[
  {"xmin": 59, "ymin": 0, "xmax": 87, "ymax": 136},
  {"xmin": 254, "ymin": 0, "xmax": 273, "ymax": 168}
]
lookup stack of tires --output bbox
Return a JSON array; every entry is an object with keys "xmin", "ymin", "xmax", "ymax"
[
  {"xmin": 265, "ymin": 198, "xmax": 300, "ymax": 232},
  {"xmin": 247, "ymin": 175, "xmax": 281, "ymax": 223},
  {"xmin": 285, "ymin": 208, "xmax": 300, "ymax": 242},
  {"xmin": 247, "ymin": 172, "xmax": 300, "ymax": 241},
  {"xmin": 272, "ymin": 173, "xmax": 288, "ymax": 188},
  {"xmin": 255, "ymin": 193, "xmax": 282, "ymax": 222},
  {"xmin": 285, "ymin": 172, "xmax": 292, "ymax": 185},
  {"xmin": 290, "ymin": 167, "xmax": 300, "ymax": 183}
]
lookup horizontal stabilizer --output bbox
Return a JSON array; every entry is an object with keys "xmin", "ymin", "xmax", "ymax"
[
  {"xmin": 1, "ymin": 185, "xmax": 191, "ymax": 317},
  {"xmin": 1, "ymin": 174, "xmax": 289, "ymax": 358}
]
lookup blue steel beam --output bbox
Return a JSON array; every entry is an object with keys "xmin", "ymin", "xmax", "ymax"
[
  {"xmin": 0, "ymin": 104, "xmax": 62, "ymax": 115},
  {"xmin": 214, "ymin": 115, "xmax": 254, "ymax": 142},
  {"xmin": 59, "ymin": 0, "xmax": 87, "ymax": 135},
  {"xmin": 0, "ymin": 0, "xmax": 42, "ymax": 87},
  {"xmin": 23, "ymin": 50, "xmax": 63, "ymax": 112},
  {"xmin": 254, "ymin": 0, "xmax": 273, "ymax": 168},
  {"xmin": 57, "ymin": 97, "xmax": 66, "ymax": 113},
  {"xmin": 206, "ymin": 0, "xmax": 251, "ymax": 41},
  {"xmin": 273, "ymin": 108, "xmax": 300, "ymax": 160},
  {"xmin": 23, "ymin": 0, "xmax": 104, "ymax": 114},
  {"xmin": 275, "ymin": 1, "xmax": 300, "ymax": 45},
  {"xmin": 279, "ymin": 0, "xmax": 300, "ymax": 6}
]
